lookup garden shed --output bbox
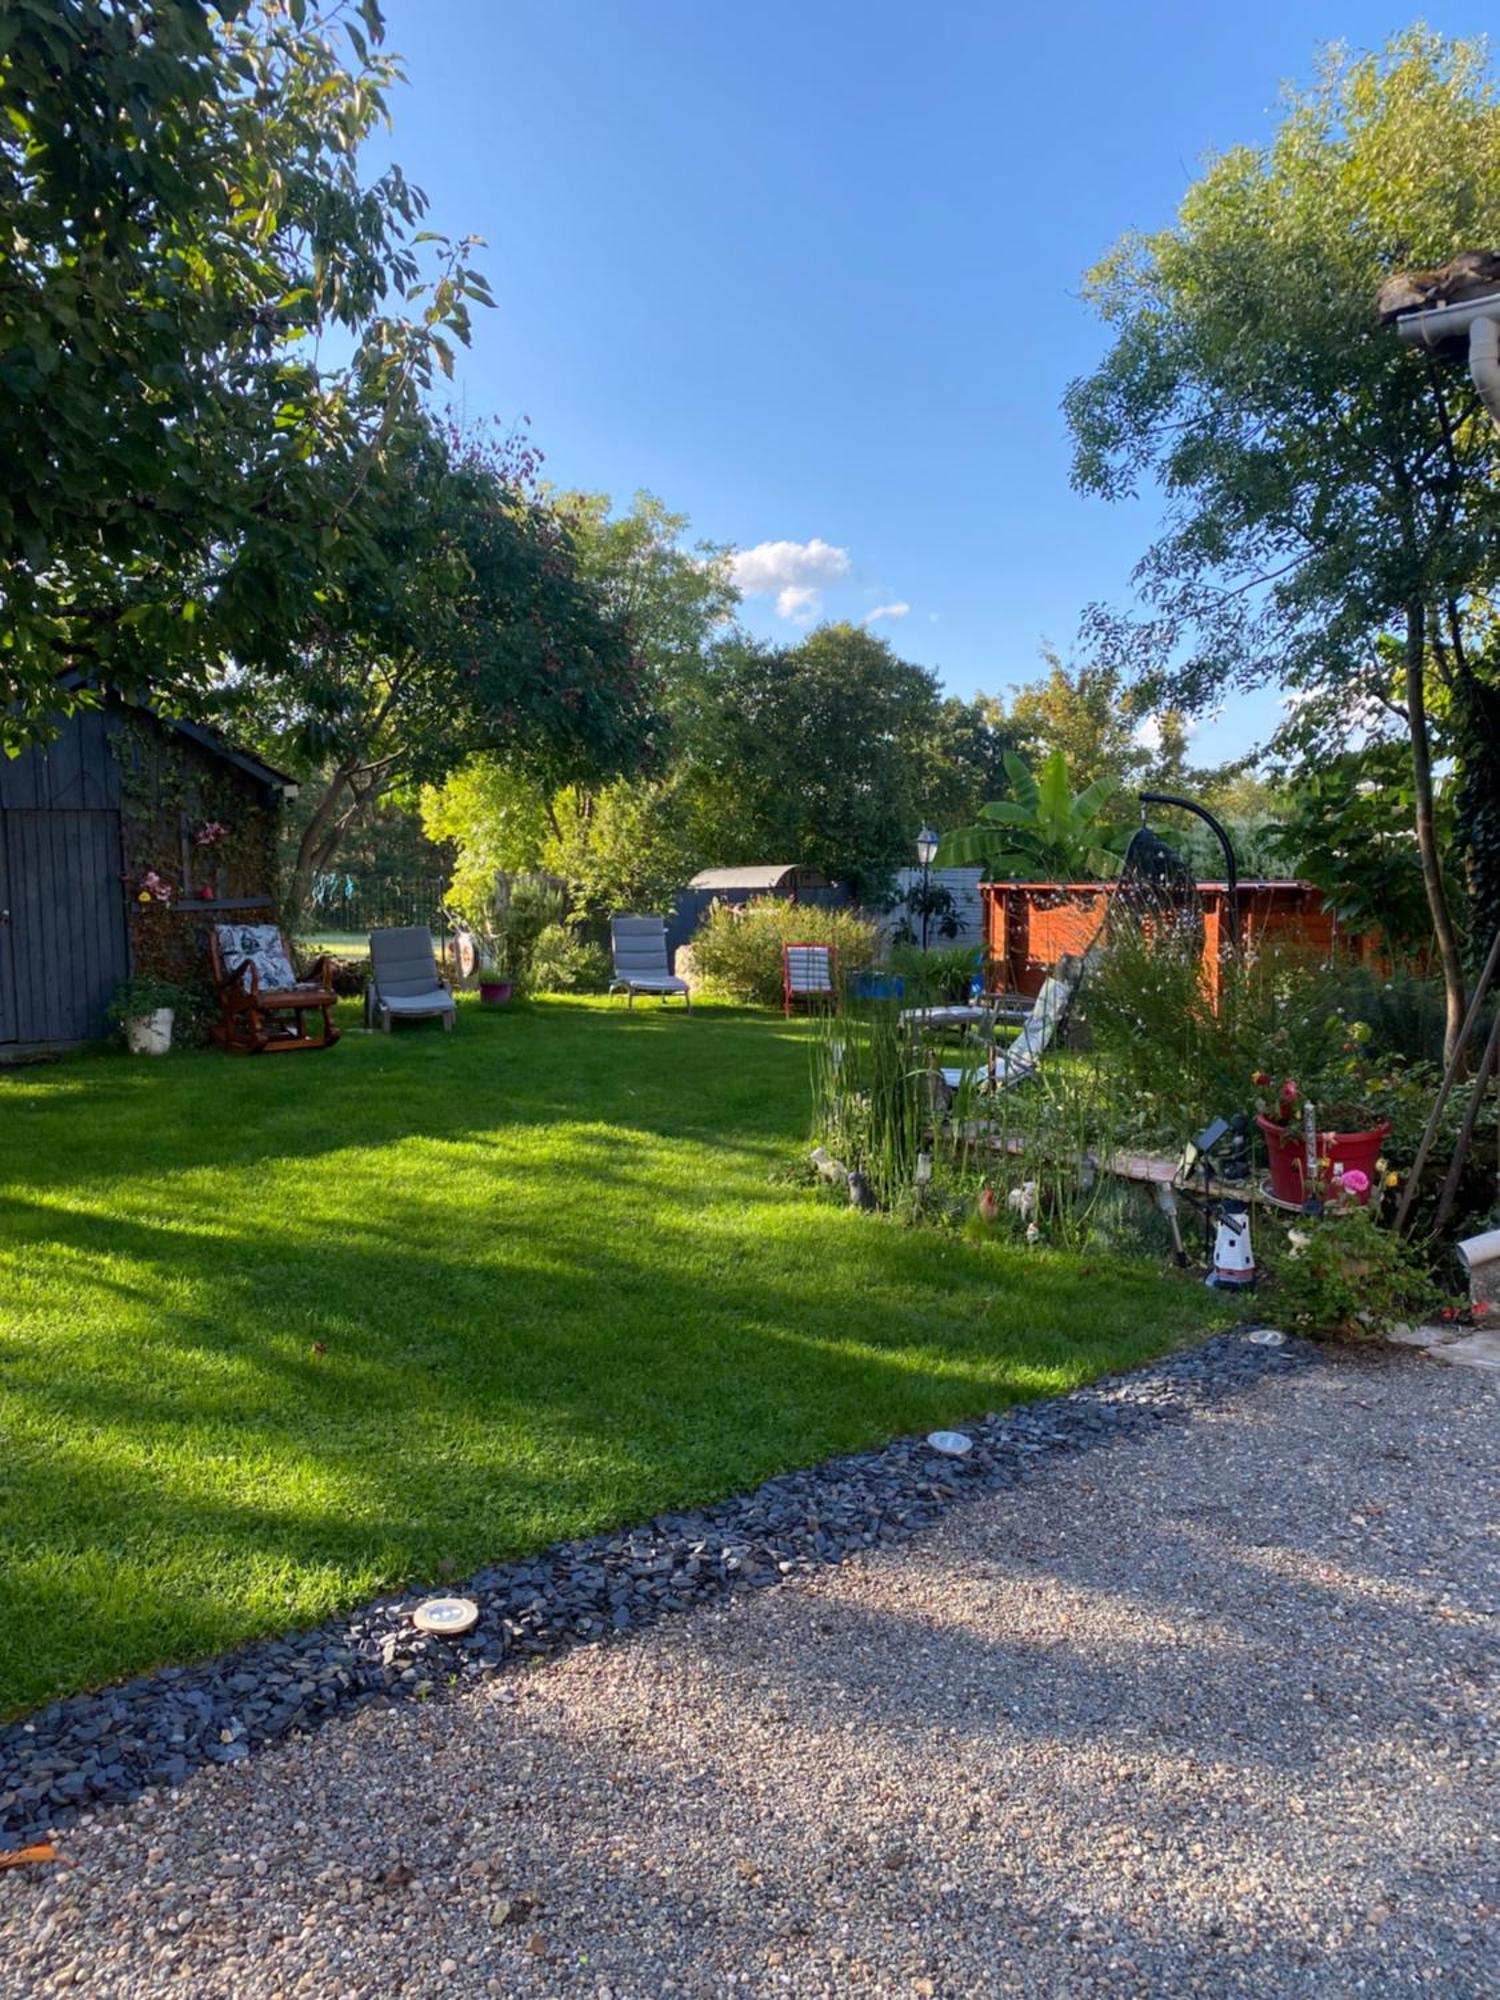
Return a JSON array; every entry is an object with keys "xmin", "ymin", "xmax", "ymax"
[
  {"xmin": 0, "ymin": 691, "xmax": 295, "ymax": 1055},
  {"xmin": 669, "ymin": 863, "xmax": 843, "ymax": 955},
  {"xmin": 983, "ymin": 878, "xmax": 1354, "ymax": 1001}
]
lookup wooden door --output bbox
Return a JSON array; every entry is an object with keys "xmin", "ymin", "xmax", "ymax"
[{"xmin": 0, "ymin": 810, "xmax": 129, "ymax": 1046}]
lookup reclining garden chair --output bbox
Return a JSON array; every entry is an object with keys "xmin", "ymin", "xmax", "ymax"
[
  {"xmin": 610, "ymin": 915, "xmax": 691, "ymax": 1007},
  {"xmin": 937, "ymin": 962, "xmax": 1080, "ymax": 1100},
  {"xmin": 367, "ymin": 926, "xmax": 457, "ymax": 1033},
  {"xmin": 209, "ymin": 923, "xmax": 340, "ymax": 1055},
  {"xmin": 783, "ymin": 941, "xmax": 838, "ymax": 1016}
]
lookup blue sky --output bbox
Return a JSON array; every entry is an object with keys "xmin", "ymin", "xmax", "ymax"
[{"xmin": 377, "ymin": 2, "xmax": 1490, "ymax": 765}]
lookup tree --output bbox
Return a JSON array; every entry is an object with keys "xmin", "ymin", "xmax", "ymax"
[
  {"xmin": 1, "ymin": 0, "xmax": 489, "ymax": 745},
  {"xmin": 935, "ymin": 751, "xmax": 1125, "ymax": 881},
  {"xmin": 1064, "ymin": 28, "xmax": 1500, "ymax": 1058},
  {"xmin": 691, "ymin": 624, "xmax": 956, "ymax": 897},
  {"xmin": 261, "ymin": 419, "xmax": 652, "ymax": 914},
  {"xmin": 548, "ymin": 490, "xmax": 738, "ymax": 703},
  {"xmin": 993, "ymin": 648, "xmax": 1147, "ymax": 786},
  {"xmin": 420, "ymin": 489, "xmax": 736, "ymax": 921},
  {"xmin": 1265, "ymin": 743, "xmax": 1457, "ymax": 952}
]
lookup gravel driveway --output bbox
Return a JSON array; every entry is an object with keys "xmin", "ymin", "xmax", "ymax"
[{"xmin": 4, "ymin": 1346, "xmax": 1495, "ymax": 1998}]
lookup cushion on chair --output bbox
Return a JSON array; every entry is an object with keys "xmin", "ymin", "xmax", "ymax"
[
  {"xmin": 379, "ymin": 990, "xmax": 457, "ymax": 1017},
  {"xmin": 216, "ymin": 924, "xmax": 297, "ymax": 991},
  {"xmin": 369, "ymin": 927, "xmax": 447, "ymax": 999}
]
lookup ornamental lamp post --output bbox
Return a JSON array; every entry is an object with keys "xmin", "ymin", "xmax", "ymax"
[{"xmin": 916, "ymin": 825, "xmax": 939, "ymax": 950}]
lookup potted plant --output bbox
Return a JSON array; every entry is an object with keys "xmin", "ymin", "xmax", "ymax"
[
  {"xmin": 476, "ymin": 933, "xmax": 514, "ymax": 1006},
  {"xmin": 478, "ymin": 962, "xmax": 513, "ymax": 1006},
  {"xmin": 1253, "ymin": 1056, "xmax": 1389, "ymax": 1208},
  {"xmin": 107, "ymin": 974, "xmax": 187, "ymax": 1055}
]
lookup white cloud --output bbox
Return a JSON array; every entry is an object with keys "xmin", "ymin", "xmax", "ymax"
[
  {"xmin": 776, "ymin": 583, "xmax": 821, "ymax": 622},
  {"xmin": 729, "ymin": 537, "xmax": 852, "ymax": 622},
  {"xmin": 861, "ymin": 601, "xmax": 910, "ymax": 626},
  {"xmin": 1134, "ymin": 712, "xmax": 1202, "ymax": 753}
]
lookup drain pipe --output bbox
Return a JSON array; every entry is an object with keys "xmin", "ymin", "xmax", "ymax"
[{"xmin": 1395, "ymin": 293, "xmax": 1500, "ymax": 431}]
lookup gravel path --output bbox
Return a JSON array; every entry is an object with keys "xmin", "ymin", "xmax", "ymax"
[{"xmin": 4, "ymin": 1346, "xmax": 1495, "ymax": 1998}]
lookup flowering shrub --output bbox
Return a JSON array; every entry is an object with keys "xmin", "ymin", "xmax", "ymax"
[{"xmin": 1272, "ymin": 1198, "xmax": 1436, "ymax": 1340}]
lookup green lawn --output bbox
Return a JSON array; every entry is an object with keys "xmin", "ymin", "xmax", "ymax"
[{"xmin": 0, "ymin": 998, "xmax": 1226, "ymax": 1715}]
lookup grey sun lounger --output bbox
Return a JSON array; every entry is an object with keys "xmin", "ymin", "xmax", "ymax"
[
  {"xmin": 609, "ymin": 914, "xmax": 691, "ymax": 1007},
  {"xmin": 366, "ymin": 926, "xmax": 458, "ymax": 1032}
]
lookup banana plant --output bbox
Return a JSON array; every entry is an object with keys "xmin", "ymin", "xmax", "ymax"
[{"xmin": 935, "ymin": 750, "xmax": 1127, "ymax": 881}]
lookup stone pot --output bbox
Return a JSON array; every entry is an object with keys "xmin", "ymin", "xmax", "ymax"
[{"xmin": 125, "ymin": 1007, "xmax": 174, "ymax": 1055}]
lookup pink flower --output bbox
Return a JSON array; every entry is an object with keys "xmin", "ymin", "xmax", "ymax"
[{"xmin": 1340, "ymin": 1169, "xmax": 1370, "ymax": 1197}]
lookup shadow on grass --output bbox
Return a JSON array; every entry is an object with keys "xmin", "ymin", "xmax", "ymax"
[{"xmin": 0, "ymin": 1000, "xmax": 1222, "ymax": 1711}]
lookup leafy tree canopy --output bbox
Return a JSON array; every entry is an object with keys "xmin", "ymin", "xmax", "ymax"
[
  {"xmin": 1, "ymin": 0, "xmax": 489, "ymax": 745},
  {"xmin": 692, "ymin": 623, "xmax": 973, "ymax": 899},
  {"xmin": 256, "ymin": 418, "xmax": 652, "ymax": 911},
  {"xmin": 1064, "ymin": 25, "xmax": 1500, "ymax": 1051},
  {"xmin": 1066, "ymin": 27, "xmax": 1500, "ymax": 724}
]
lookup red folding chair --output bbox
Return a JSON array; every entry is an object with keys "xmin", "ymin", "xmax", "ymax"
[{"xmin": 782, "ymin": 941, "xmax": 839, "ymax": 1016}]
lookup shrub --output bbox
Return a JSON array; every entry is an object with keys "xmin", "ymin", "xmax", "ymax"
[
  {"xmin": 484, "ymin": 874, "xmax": 570, "ymax": 994},
  {"xmin": 888, "ymin": 941, "xmax": 985, "ymax": 1005},
  {"xmin": 1269, "ymin": 1203, "xmax": 1437, "ymax": 1341},
  {"xmin": 529, "ymin": 923, "xmax": 611, "ymax": 994},
  {"xmin": 106, "ymin": 974, "xmax": 188, "ymax": 1027},
  {"xmin": 690, "ymin": 898, "xmax": 878, "ymax": 1007}
]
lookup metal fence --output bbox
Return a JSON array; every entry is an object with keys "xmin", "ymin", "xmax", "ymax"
[{"xmin": 306, "ymin": 874, "xmax": 450, "ymax": 940}]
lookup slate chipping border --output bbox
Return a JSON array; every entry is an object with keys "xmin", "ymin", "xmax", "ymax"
[{"xmin": 0, "ymin": 1328, "xmax": 1315, "ymax": 1844}]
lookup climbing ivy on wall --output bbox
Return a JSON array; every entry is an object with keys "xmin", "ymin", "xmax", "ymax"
[{"xmin": 116, "ymin": 714, "xmax": 283, "ymax": 1041}]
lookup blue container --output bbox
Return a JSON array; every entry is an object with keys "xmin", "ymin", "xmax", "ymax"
[{"xmin": 851, "ymin": 972, "xmax": 906, "ymax": 1001}]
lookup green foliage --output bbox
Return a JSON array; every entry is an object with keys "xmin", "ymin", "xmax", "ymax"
[
  {"xmin": 422, "ymin": 762, "xmax": 704, "ymax": 929},
  {"xmin": 992, "ymin": 649, "xmax": 1147, "ymax": 786},
  {"xmin": 486, "ymin": 875, "xmax": 570, "ymax": 994},
  {"xmin": 105, "ymin": 975, "xmax": 188, "ymax": 1027},
  {"xmin": 810, "ymin": 1003, "xmax": 930, "ymax": 1210},
  {"xmin": 936, "ymin": 750, "xmax": 1125, "ymax": 881},
  {"xmin": 1270, "ymin": 1204, "xmax": 1436, "ymax": 1341},
  {"xmin": 1265, "ymin": 744, "xmax": 1456, "ymax": 951},
  {"xmin": 690, "ymin": 898, "xmax": 878, "ymax": 1008},
  {"xmin": 1085, "ymin": 929, "xmax": 1458, "ymax": 1161},
  {"xmin": 548, "ymin": 489, "xmax": 739, "ymax": 701},
  {"xmin": 694, "ymin": 625, "xmax": 982, "ymax": 899},
  {"xmin": 1065, "ymin": 28, "xmax": 1500, "ymax": 1052},
  {"xmin": 528, "ymin": 924, "xmax": 611, "ymax": 995},
  {"xmin": 267, "ymin": 419, "xmax": 651, "ymax": 912},
  {"xmin": 888, "ymin": 942, "xmax": 984, "ymax": 1005},
  {"xmin": 1, "ymin": 0, "xmax": 492, "ymax": 744},
  {"xmin": 1067, "ymin": 29, "xmax": 1500, "ymax": 728}
]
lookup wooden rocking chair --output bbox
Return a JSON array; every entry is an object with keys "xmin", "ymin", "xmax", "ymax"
[{"xmin": 209, "ymin": 924, "xmax": 341, "ymax": 1055}]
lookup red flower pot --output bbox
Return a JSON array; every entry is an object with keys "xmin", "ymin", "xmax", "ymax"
[
  {"xmin": 479, "ymin": 980, "xmax": 512, "ymax": 1006},
  {"xmin": 1256, "ymin": 1116, "xmax": 1389, "ymax": 1206}
]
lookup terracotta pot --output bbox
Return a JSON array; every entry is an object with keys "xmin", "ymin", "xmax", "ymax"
[
  {"xmin": 125, "ymin": 1008, "xmax": 174, "ymax": 1055},
  {"xmin": 479, "ymin": 980, "xmax": 513, "ymax": 1006},
  {"xmin": 1257, "ymin": 1115, "xmax": 1389, "ymax": 1205}
]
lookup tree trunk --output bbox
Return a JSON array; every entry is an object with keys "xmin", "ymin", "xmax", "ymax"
[
  {"xmin": 290, "ymin": 768, "xmax": 354, "ymax": 920},
  {"xmin": 1405, "ymin": 602, "xmax": 1467, "ymax": 1064}
]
